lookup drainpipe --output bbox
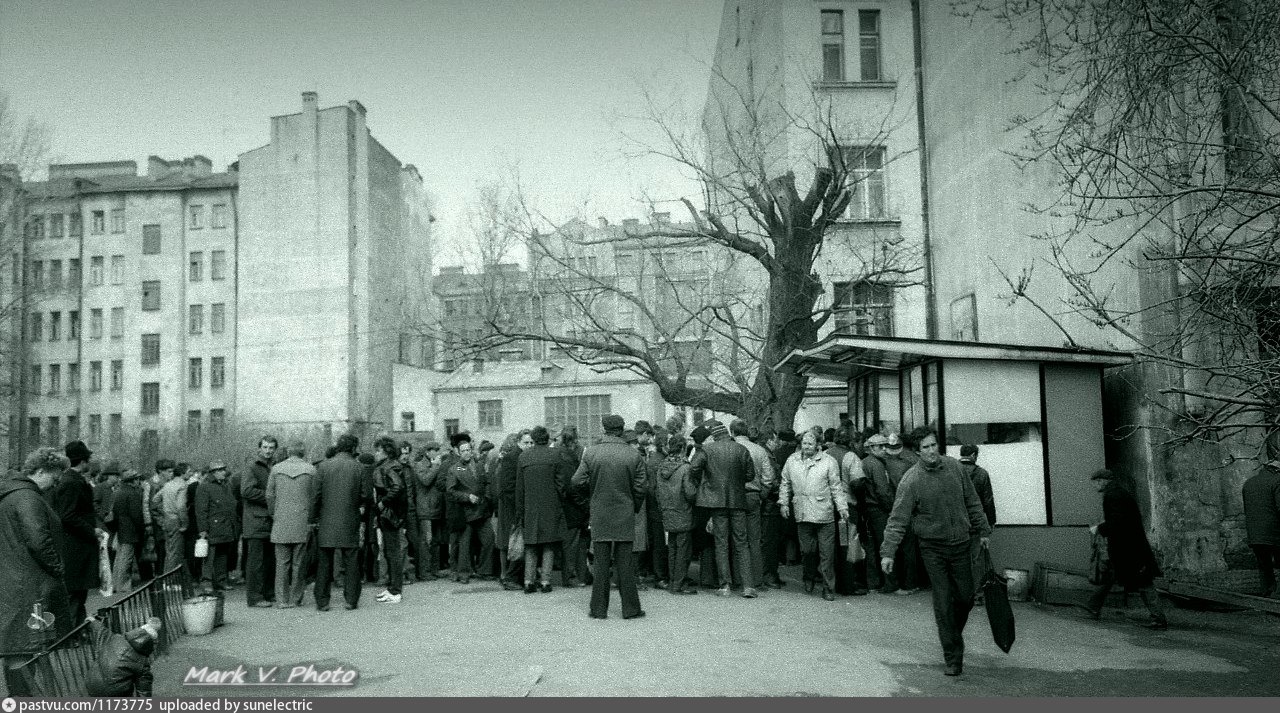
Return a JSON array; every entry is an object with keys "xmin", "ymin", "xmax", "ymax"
[{"xmin": 911, "ymin": 0, "xmax": 939, "ymax": 340}]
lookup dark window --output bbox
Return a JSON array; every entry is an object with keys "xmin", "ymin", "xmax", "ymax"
[
  {"xmin": 478, "ymin": 400, "xmax": 503, "ymax": 429},
  {"xmin": 109, "ymin": 414, "xmax": 123, "ymax": 445},
  {"xmin": 141, "ymin": 333, "xmax": 160, "ymax": 366},
  {"xmin": 444, "ymin": 419, "xmax": 460, "ymax": 437},
  {"xmin": 141, "ymin": 382, "xmax": 160, "ymax": 414},
  {"xmin": 833, "ymin": 281, "xmax": 894, "ymax": 336},
  {"xmin": 841, "ymin": 146, "xmax": 887, "ymax": 219},
  {"xmin": 189, "ymin": 357, "xmax": 203, "ymax": 388},
  {"xmin": 210, "ymin": 409, "xmax": 225, "ymax": 435},
  {"xmin": 821, "ymin": 10, "xmax": 845, "ymax": 82},
  {"xmin": 189, "ymin": 304, "xmax": 203, "ymax": 335},
  {"xmin": 110, "ymin": 360, "xmax": 124, "ymax": 391},
  {"xmin": 90, "ymin": 361, "xmax": 102, "ymax": 392},
  {"xmin": 858, "ymin": 10, "xmax": 881, "ymax": 81},
  {"xmin": 142, "ymin": 281, "xmax": 160, "ymax": 311},
  {"xmin": 69, "ymin": 310, "xmax": 80, "ymax": 339},
  {"xmin": 211, "ymin": 303, "xmax": 226, "ymax": 333},
  {"xmin": 187, "ymin": 410, "xmax": 202, "ymax": 440},
  {"xmin": 210, "ymin": 356, "xmax": 225, "ymax": 388},
  {"xmin": 91, "ymin": 210, "xmax": 105, "ymax": 234},
  {"xmin": 142, "ymin": 224, "xmax": 161, "ymax": 254},
  {"xmin": 211, "ymin": 250, "xmax": 226, "ymax": 280},
  {"xmin": 189, "ymin": 251, "xmax": 203, "ymax": 281}
]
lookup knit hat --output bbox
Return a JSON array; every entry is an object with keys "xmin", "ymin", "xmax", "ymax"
[
  {"xmin": 689, "ymin": 425, "xmax": 710, "ymax": 445},
  {"xmin": 704, "ymin": 419, "xmax": 729, "ymax": 440},
  {"xmin": 64, "ymin": 441, "xmax": 93, "ymax": 464}
]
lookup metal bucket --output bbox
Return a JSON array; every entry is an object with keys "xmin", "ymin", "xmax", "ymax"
[
  {"xmin": 1004, "ymin": 568, "xmax": 1030, "ymax": 602},
  {"xmin": 181, "ymin": 596, "xmax": 218, "ymax": 635}
]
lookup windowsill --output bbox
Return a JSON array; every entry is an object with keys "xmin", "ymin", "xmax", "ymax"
[
  {"xmin": 813, "ymin": 80, "xmax": 897, "ymax": 90},
  {"xmin": 832, "ymin": 217, "xmax": 902, "ymax": 226}
]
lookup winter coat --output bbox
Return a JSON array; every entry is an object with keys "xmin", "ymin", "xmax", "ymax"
[
  {"xmin": 414, "ymin": 458, "xmax": 445, "ymax": 520},
  {"xmin": 195, "ymin": 477, "xmax": 240, "ymax": 545},
  {"xmin": 240, "ymin": 459, "xmax": 273, "ymax": 539},
  {"xmin": 48, "ymin": 469, "xmax": 101, "ymax": 592},
  {"xmin": 882, "ymin": 456, "xmax": 991, "ymax": 557},
  {"xmin": 884, "ymin": 451, "xmax": 915, "ymax": 489},
  {"xmin": 690, "ymin": 436, "xmax": 753, "ymax": 510},
  {"xmin": 779, "ymin": 451, "xmax": 848, "ymax": 525},
  {"xmin": 735, "ymin": 436, "xmax": 777, "ymax": 496},
  {"xmin": 93, "ymin": 479, "xmax": 117, "ymax": 530},
  {"xmin": 960, "ymin": 461, "xmax": 997, "ymax": 529},
  {"xmin": 372, "ymin": 459, "xmax": 408, "ymax": 529},
  {"xmin": 84, "ymin": 619, "xmax": 153, "ymax": 697},
  {"xmin": 516, "ymin": 445, "xmax": 568, "ymax": 545},
  {"xmin": 267, "ymin": 457, "xmax": 317, "ymax": 544},
  {"xmin": 656, "ymin": 457, "xmax": 698, "ymax": 532},
  {"xmin": 314, "ymin": 453, "xmax": 370, "ymax": 549},
  {"xmin": 158, "ymin": 477, "xmax": 188, "ymax": 533},
  {"xmin": 445, "ymin": 459, "xmax": 489, "ymax": 528},
  {"xmin": 0, "ymin": 477, "xmax": 71, "ymax": 653},
  {"xmin": 1242, "ymin": 465, "xmax": 1280, "ymax": 546},
  {"xmin": 559, "ymin": 445, "xmax": 589, "ymax": 529},
  {"xmin": 493, "ymin": 447, "xmax": 520, "ymax": 543},
  {"xmin": 184, "ymin": 480, "xmax": 201, "ymax": 537},
  {"xmin": 570, "ymin": 435, "xmax": 646, "ymax": 541},
  {"xmin": 112, "ymin": 481, "xmax": 147, "ymax": 544},
  {"xmin": 1097, "ymin": 485, "xmax": 1162, "ymax": 589},
  {"xmin": 860, "ymin": 454, "xmax": 895, "ymax": 514}
]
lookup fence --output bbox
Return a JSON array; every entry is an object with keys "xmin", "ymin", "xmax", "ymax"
[{"xmin": 8, "ymin": 565, "xmax": 197, "ymax": 697}]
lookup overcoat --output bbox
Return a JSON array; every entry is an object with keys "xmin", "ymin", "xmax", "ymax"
[
  {"xmin": 570, "ymin": 435, "xmax": 645, "ymax": 541},
  {"xmin": 690, "ymin": 437, "xmax": 753, "ymax": 510},
  {"xmin": 445, "ymin": 459, "xmax": 489, "ymax": 527},
  {"xmin": 558, "ymin": 445, "xmax": 588, "ymax": 529},
  {"xmin": 515, "ymin": 444, "xmax": 568, "ymax": 545},
  {"xmin": 48, "ymin": 469, "xmax": 101, "ymax": 591},
  {"xmin": 112, "ymin": 481, "xmax": 147, "ymax": 545},
  {"xmin": 656, "ymin": 457, "xmax": 698, "ymax": 533},
  {"xmin": 314, "ymin": 452, "xmax": 369, "ymax": 549},
  {"xmin": 414, "ymin": 458, "xmax": 445, "ymax": 520},
  {"xmin": 0, "ymin": 477, "xmax": 71, "ymax": 652},
  {"xmin": 1097, "ymin": 485, "xmax": 1162, "ymax": 589},
  {"xmin": 493, "ymin": 446, "xmax": 520, "ymax": 545},
  {"xmin": 1242, "ymin": 465, "xmax": 1280, "ymax": 546},
  {"xmin": 194, "ymin": 477, "xmax": 240, "ymax": 544},
  {"xmin": 240, "ymin": 458, "xmax": 273, "ymax": 539},
  {"xmin": 266, "ymin": 457, "xmax": 317, "ymax": 544}
]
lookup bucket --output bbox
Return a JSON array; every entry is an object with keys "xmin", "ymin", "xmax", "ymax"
[
  {"xmin": 181, "ymin": 596, "xmax": 218, "ymax": 635},
  {"xmin": 1004, "ymin": 568, "xmax": 1030, "ymax": 602}
]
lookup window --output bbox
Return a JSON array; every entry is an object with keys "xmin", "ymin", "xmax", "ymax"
[
  {"xmin": 478, "ymin": 400, "xmax": 503, "ymax": 429},
  {"xmin": 69, "ymin": 212, "xmax": 82, "ymax": 237},
  {"xmin": 400, "ymin": 411, "xmax": 416, "ymax": 432},
  {"xmin": 141, "ymin": 382, "xmax": 160, "ymax": 414},
  {"xmin": 141, "ymin": 281, "xmax": 160, "ymax": 310},
  {"xmin": 109, "ymin": 414, "xmax": 123, "ymax": 445},
  {"xmin": 210, "ymin": 409, "xmax": 225, "ymax": 435},
  {"xmin": 90, "ymin": 256, "xmax": 104, "ymax": 286},
  {"xmin": 189, "ymin": 304, "xmax": 203, "ymax": 335},
  {"xmin": 91, "ymin": 210, "xmax": 105, "ymax": 234},
  {"xmin": 110, "ymin": 360, "xmax": 123, "ymax": 391},
  {"xmin": 68, "ymin": 362, "xmax": 80, "ymax": 392},
  {"xmin": 833, "ymin": 281, "xmax": 894, "ymax": 336},
  {"xmin": 841, "ymin": 146, "xmax": 887, "ymax": 219},
  {"xmin": 110, "ymin": 255, "xmax": 124, "ymax": 285},
  {"xmin": 46, "ymin": 417, "xmax": 60, "ymax": 445},
  {"xmin": 211, "ymin": 250, "xmax": 226, "ymax": 280},
  {"xmin": 189, "ymin": 205, "xmax": 203, "ymax": 229},
  {"xmin": 27, "ymin": 417, "xmax": 39, "ymax": 447},
  {"xmin": 28, "ymin": 365, "xmax": 40, "ymax": 395},
  {"xmin": 211, "ymin": 303, "xmax": 226, "ymax": 333},
  {"xmin": 29, "ymin": 312, "xmax": 42, "ymax": 341},
  {"xmin": 142, "ymin": 224, "xmax": 160, "ymax": 254},
  {"xmin": 28, "ymin": 215, "xmax": 45, "ymax": 240},
  {"xmin": 189, "ymin": 357, "xmax": 202, "ymax": 388},
  {"xmin": 69, "ymin": 310, "xmax": 80, "ymax": 339},
  {"xmin": 821, "ymin": 10, "xmax": 845, "ymax": 82},
  {"xmin": 544, "ymin": 394, "xmax": 611, "ymax": 441},
  {"xmin": 90, "ymin": 309, "xmax": 103, "ymax": 339},
  {"xmin": 210, "ymin": 356, "xmax": 225, "ymax": 388},
  {"xmin": 30, "ymin": 261, "xmax": 43, "ymax": 290},
  {"xmin": 189, "ymin": 251, "xmax": 203, "ymax": 281},
  {"xmin": 48, "ymin": 364, "xmax": 60, "ymax": 394},
  {"xmin": 444, "ymin": 419, "xmax": 460, "ymax": 437},
  {"xmin": 212, "ymin": 204, "xmax": 227, "ymax": 229},
  {"xmin": 50, "ymin": 214, "xmax": 64, "ymax": 238},
  {"xmin": 88, "ymin": 414, "xmax": 102, "ymax": 445},
  {"xmin": 67, "ymin": 415, "xmax": 79, "ymax": 441},
  {"xmin": 48, "ymin": 260, "xmax": 62, "ymax": 290},
  {"xmin": 111, "ymin": 208, "xmax": 125, "ymax": 234},
  {"xmin": 49, "ymin": 311, "xmax": 60, "ymax": 341},
  {"xmin": 90, "ymin": 361, "xmax": 102, "ymax": 392},
  {"xmin": 110, "ymin": 307, "xmax": 124, "ymax": 338},
  {"xmin": 187, "ymin": 410, "xmax": 202, "ymax": 439},
  {"xmin": 141, "ymin": 333, "xmax": 160, "ymax": 366},
  {"xmin": 69, "ymin": 258, "xmax": 81, "ymax": 287},
  {"xmin": 858, "ymin": 10, "xmax": 882, "ymax": 81}
]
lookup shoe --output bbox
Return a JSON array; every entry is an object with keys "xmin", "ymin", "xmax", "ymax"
[
  {"xmin": 502, "ymin": 580, "xmax": 523, "ymax": 591},
  {"xmin": 250, "ymin": 601, "xmax": 273, "ymax": 608},
  {"xmin": 673, "ymin": 588, "xmax": 698, "ymax": 595},
  {"xmin": 1145, "ymin": 619, "xmax": 1169, "ymax": 630},
  {"xmin": 717, "ymin": 586, "xmax": 732, "ymax": 597},
  {"xmin": 822, "ymin": 588, "xmax": 836, "ymax": 602},
  {"xmin": 343, "ymin": 603, "xmax": 357, "ymax": 610},
  {"xmin": 944, "ymin": 664, "xmax": 963, "ymax": 676},
  {"xmin": 375, "ymin": 589, "xmax": 390, "ymax": 599},
  {"xmin": 316, "ymin": 605, "xmax": 330, "ymax": 612},
  {"xmin": 852, "ymin": 588, "xmax": 869, "ymax": 596},
  {"xmin": 741, "ymin": 587, "xmax": 759, "ymax": 599},
  {"xmin": 804, "ymin": 579, "xmax": 816, "ymax": 594},
  {"xmin": 574, "ymin": 581, "xmax": 589, "ymax": 588},
  {"xmin": 654, "ymin": 580, "xmax": 669, "ymax": 590},
  {"xmin": 589, "ymin": 612, "xmax": 608, "ymax": 620},
  {"xmin": 460, "ymin": 576, "xmax": 470, "ymax": 585},
  {"xmin": 379, "ymin": 593, "xmax": 402, "ymax": 604},
  {"xmin": 623, "ymin": 610, "xmax": 646, "ymax": 620},
  {"xmin": 540, "ymin": 583, "xmax": 553, "ymax": 594},
  {"xmin": 896, "ymin": 588, "xmax": 915, "ymax": 596},
  {"xmin": 276, "ymin": 602, "xmax": 297, "ymax": 609},
  {"xmin": 877, "ymin": 586, "xmax": 897, "ymax": 595}
]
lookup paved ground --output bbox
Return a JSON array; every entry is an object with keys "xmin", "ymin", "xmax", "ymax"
[{"xmin": 124, "ymin": 568, "xmax": 1280, "ymax": 697}]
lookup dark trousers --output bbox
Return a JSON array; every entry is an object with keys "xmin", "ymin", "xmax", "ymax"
[
  {"xmin": 379, "ymin": 526, "xmax": 403, "ymax": 595},
  {"xmin": 244, "ymin": 537, "xmax": 276, "ymax": 604},
  {"xmin": 897, "ymin": 531, "xmax": 925, "ymax": 590},
  {"xmin": 590, "ymin": 540, "xmax": 642, "ymax": 618},
  {"xmin": 415, "ymin": 518, "xmax": 438, "ymax": 579},
  {"xmin": 1086, "ymin": 580, "xmax": 1167, "ymax": 622},
  {"xmin": 315, "ymin": 547, "xmax": 360, "ymax": 609},
  {"xmin": 202, "ymin": 542, "xmax": 233, "ymax": 592},
  {"xmin": 68, "ymin": 589, "xmax": 88, "ymax": 626},
  {"xmin": 797, "ymin": 521, "xmax": 836, "ymax": 590},
  {"xmin": 761, "ymin": 500, "xmax": 783, "ymax": 584},
  {"xmin": 433, "ymin": 519, "xmax": 450, "ymax": 572},
  {"xmin": 1252, "ymin": 544, "xmax": 1280, "ymax": 596},
  {"xmin": 450, "ymin": 520, "xmax": 492, "ymax": 576},
  {"xmin": 866, "ymin": 509, "xmax": 891, "ymax": 591},
  {"xmin": 919, "ymin": 539, "xmax": 977, "ymax": 667},
  {"xmin": 666, "ymin": 530, "xmax": 693, "ymax": 591},
  {"xmin": 184, "ymin": 529, "xmax": 202, "ymax": 582},
  {"xmin": 645, "ymin": 496, "xmax": 669, "ymax": 581},
  {"xmin": 744, "ymin": 493, "xmax": 764, "ymax": 588},
  {"xmin": 711, "ymin": 508, "xmax": 753, "ymax": 589},
  {"xmin": 564, "ymin": 526, "xmax": 591, "ymax": 584}
]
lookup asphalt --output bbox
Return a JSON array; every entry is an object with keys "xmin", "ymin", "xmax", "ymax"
[{"xmin": 126, "ymin": 569, "xmax": 1280, "ymax": 697}]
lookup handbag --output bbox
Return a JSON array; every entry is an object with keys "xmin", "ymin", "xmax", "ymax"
[
  {"xmin": 1088, "ymin": 529, "xmax": 1112, "ymax": 585},
  {"xmin": 980, "ymin": 547, "xmax": 1016, "ymax": 653},
  {"xmin": 508, "ymin": 524, "xmax": 525, "ymax": 559}
]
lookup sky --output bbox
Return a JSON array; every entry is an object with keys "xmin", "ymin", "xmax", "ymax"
[{"xmin": 0, "ymin": 0, "xmax": 724, "ymax": 267}]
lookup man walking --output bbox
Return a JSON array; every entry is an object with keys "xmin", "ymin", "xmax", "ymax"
[
  {"xmin": 51, "ymin": 441, "xmax": 100, "ymax": 626},
  {"xmin": 779, "ymin": 431, "xmax": 847, "ymax": 601},
  {"xmin": 267, "ymin": 442, "xmax": 317, "ymax": 608},
  {"xmin": 732, "ymin": 420, "xmax": 775, "ymax": 595},
  {"xmin": 241, "ymin": 437, "xmax": 278, "ymax": 608},
  {"xmin": 692, "ymin": 419, "xmax": 757, "ymax": 598},
  {"xmin": 314, "ymin": 435, "xmax": 371, "ymax": 611},
  {"xmin": 572, "ymin": 414, "xmax": 647, "ymax": 620},
  {"xmin": 881, "ymin": 431, "xmax": 991, "ymax": 676},
  {"xmin": 1242, "ymin": 452, "xmax": 1280, "ymax": 598}
]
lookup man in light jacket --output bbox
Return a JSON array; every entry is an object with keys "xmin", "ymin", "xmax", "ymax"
[
  {"xmin": 158, "ymin": 462, "xmax": 189, "ymax": 578},
  {"xmin": 267, "ymin": 442, "xmax": 317, "ymax": 608},
  {"xmin": 779, "ymin": 431, "xmax": 847, "ymax": 601}
]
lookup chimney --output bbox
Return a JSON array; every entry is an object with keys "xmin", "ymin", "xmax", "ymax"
[
  {"xmin": 187, "ymin": 155, "xmax": 213, "ymax": 176},
  {"xmin": 302, "ymin": 91, "xmax": 318, "ymax": 113},
  {"xmin": 146, "ymin": 156, "xmax": 172, "ymax": 177},
  {"xmin": 348, "ymin": 99, "xmax": 367, "ymax": 118},
  {"xmin": 598, "ymin": 217, "xmax": 609, "ymax": 229}
]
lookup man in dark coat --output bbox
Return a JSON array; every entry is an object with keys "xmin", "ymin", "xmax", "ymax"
[
  {"xmin": 51, "ymin": 441, "xmax": 100, "ymax": 625},
  {"xmin": 1, "ymin": 447, "xmax": 72, "ymax": 689},
  {"xmin": 445, "ymin": 433, "xmax": 490, "ymax": 584},
  {"xmin": 691, "ymin": 419, "xmax": 758, "ymax": 598},
  {"xmin": 492, "ymin": 434, "xmax": 526, "ymax": 589},
  {"xmin": 860, "ymin": 434, "xmax": 895, "ymax": 593},
  {"xmin": 571, "ymin": 414, "xmax": 647, "ymax": 620},
  {"xmin": 372, "ymin": 436, "xmax": 408, "ymax": 604},
  {"xmin": 516, "ymin": 426, "xmax": 568, "ymax": 592},
  {"xmin": 1243, "ymin": 456, "xmax": 1280, "ymax": 598},
  {"xmin": 241, "ymin": 436, "xmax": 278, "ymax": 607},
  {"xmin": 959, "ymin": 444, "xmax": 997, "ymax": 597},
  {"xmin": 633, "ymin": 421, "xmax": 669, "ymax": 588},
  {"xmin": 885, "ymin": 432, "xmax": 925, "ymax": 592},
  {"xmin": 314, "ymin": 435, "xmax": 371, "ymax": 611},
  {"xmin": 557, "ymin": 427, "xmax": 590, "ymax": 588},
  {"xmin": 195, "ymin": 461, "xmax": 240, "ymax": 593},
  {"xmin": 413, "ymin": 445, "xmax": 445, "ymax": 581},
  {"xmin": 111, "ymin": 468, "xmax": 147, "ymax": 593},
  {"xmin": 1084, "ymin": 468, "xmax": 1167, "ymax": 629}
]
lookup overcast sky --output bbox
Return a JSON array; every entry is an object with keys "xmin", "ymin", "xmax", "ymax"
[{"xmin": 0, "ymin": 0, "xmax": 723, "ymax": 267}]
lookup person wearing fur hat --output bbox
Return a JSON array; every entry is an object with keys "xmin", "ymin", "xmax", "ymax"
[
  {"xmin": 85, "ymin": 616, "xmax": 161, "ymax": 697},
  {"xmin": 51, "ymin": 441, "xmax": 101, "ymax": 626}
]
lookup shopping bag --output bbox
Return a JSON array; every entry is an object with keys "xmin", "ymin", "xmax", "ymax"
[
  {"xmin": 847, "ymin": 527, "xmax": 866, "ymax": 564},
  {"xmin": 981, "ymin": 548, "xmax": 1016, "ymax": 653},
  {"xmin": 1088, "ymin": 529, "xmax": 1112, "ymax": 585},
  {"xmin": 508, "ymin": 524, "xmax": 525, "ymax": 560},
  {"xmin": 98, "ymin": 531, "xmax": 115, "ymax": 597}
]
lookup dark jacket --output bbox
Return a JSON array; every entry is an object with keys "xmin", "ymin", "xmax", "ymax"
[
  {"xmin": 1242, "ymin": 465, "xmax": 1280, "ymax": 546},
  {"xmin": 184, "ymin": 480, "xmax": 201, "ymax": 536},
  {"xmin": 112, "ymin": 481, "xmax": 147, "ymax": 544},
  {"xmin": 93, "ymin": 479, "xmax": 117, "ymax": 530},
  {"xmin": 656, "ymin": 456, "xmax": 698, "ymax": 532},
  {"xmin": 691, "ymin": 436, "xmax": 753, "ymax": 510},
  {"xmin": 315, "ymin": 452, "xmax": 370, "ymax": 549},
  {"xmin": 49, "ymin": 469, "xmax": 101, "ymax": 592},
  {"xmin": 373, "ymin": 459, "xmax": 408, "ymax": 528},
  {"xmin": 516, "ymin": 445, "xmax": 569, "ymax": 545},
  {"xmin": 0, "ymin": 477, "xmax": 71, "ymax": 652},
  {"xmin": 195, "ymin": 476, "xmax": 240, "ymax": 544},
  {"xmin": 558, "ymin": 444, "xmax": 589, "ymax": 529},
  {"xmin": 570, "ymin": 435, "xmax": 645, "ymax": 541},
  {"xmin": 493, "ymin": 446, "xmax": 521, "ymax": 541},
  {"xmin": 1097, "ymin": 485, "xmax": 1162, "ymax": 589},
  {"xmin": 84, "ymin": 619, "xmax": 154, "ymax": 696},
  {"xmin": 240, "ymin": 458, "xmax": 273, "ymax": 539},
  {"xmin": 445, "ymin": 458, "xmax": 489, "ymax": 527},
  {"xmin": 414, "ymin": 458, "xmax": 445, "ymax": 520},
  {"xmin": 884, "ymin": 451, "xmax": 915, "ymax": 489},
  {"xmin": 860, "ymin": 454, "xmax": 895, "ymax": 514},
  {"xmin": 960, "ymin": 461, "xmax": 997, "ymax": 529},
  {"xmin": 882, "ymin": 455, "xmax": 991, "ymax": 556}
]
